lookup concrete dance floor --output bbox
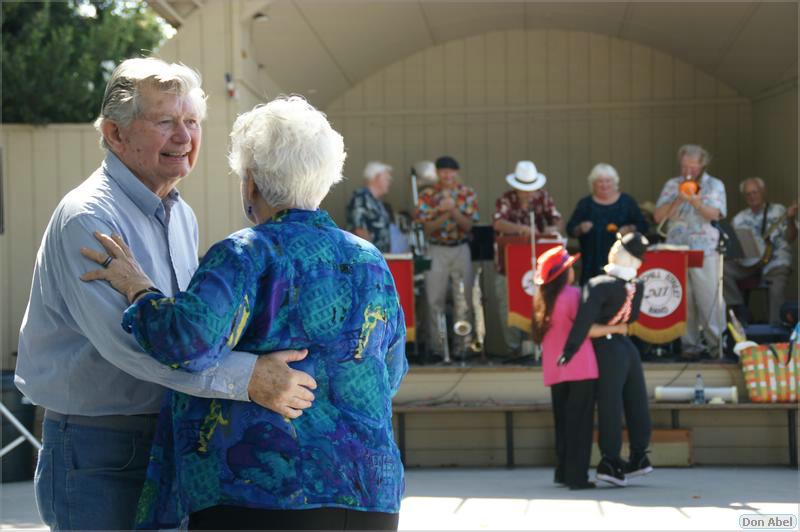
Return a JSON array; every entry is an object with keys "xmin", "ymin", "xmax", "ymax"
[{"xmin": 2, "ymin": 467, "xmax": 797, "ymax": 530}]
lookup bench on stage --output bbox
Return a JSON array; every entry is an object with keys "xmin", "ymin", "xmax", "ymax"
[{"xmin": 393, "ymin": 401, "xmax": 799, "ymax": 469}]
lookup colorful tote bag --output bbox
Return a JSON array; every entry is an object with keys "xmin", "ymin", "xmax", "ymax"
[{"xmin": 740, "ymin": 338, "xmax": 798, "ymax": 403}]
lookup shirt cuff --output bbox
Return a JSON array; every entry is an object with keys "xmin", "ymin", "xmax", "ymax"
[{"xmin": 212, "ymin": 350, "xmax": 257, "ymax": 401}]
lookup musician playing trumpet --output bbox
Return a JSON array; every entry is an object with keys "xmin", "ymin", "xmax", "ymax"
[
  {"xmin": 724, "ymin": 177, "xmax": 798, "ymax": 326},
  {"xmin": 415, "ymin": 156, "xmax": 480, "ymax": 358},
  {"xmin": 654, "ymin": 144, "xmax": 727, "ymax": 359}
]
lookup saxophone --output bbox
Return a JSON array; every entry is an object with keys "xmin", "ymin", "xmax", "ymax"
[
  {"xmin": 437, "ymin": 311, "xmax": 451, "ymax": 364},
  {"xmin": 452, "ymin": 272, "xmax": 473, "ymax": 338},
  {"xmin": 470, "ymin": 267, "xmax": 486, "ymax": 353}
]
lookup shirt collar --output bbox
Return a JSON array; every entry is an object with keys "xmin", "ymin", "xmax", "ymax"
[
  {"xmin": 267, "ymin": 208, "xmax": 336, "ymax": 228},
  {"xmin": 603, "ymin": 263, "xmax": 638, "ymax": 281},
  {"xmin": 102, "ymin": 151, "xmax": 180, "ymax": 220}
]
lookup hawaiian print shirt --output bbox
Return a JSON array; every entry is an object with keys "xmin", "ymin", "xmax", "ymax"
[
  {"xmin": 125, "ymin": 209, "xmax": 408, "ymax": 528},
  {"xmin": 414, "ymin": 182, "xmax": 479, "ymax": 245},
  {"xmin": 346, "ymin": 186, "xmax": 392, "ymax": 252},
  {"xmin": 655, "ymin": 172, "xmax": 727, "ymax": 256},
  {"xmin": 492, "ymin": 189, "xmax": 561, "ymax": 274},
  {"xmin": 732, "ymin": 203, "xmax": 793, "ymax": 274}
]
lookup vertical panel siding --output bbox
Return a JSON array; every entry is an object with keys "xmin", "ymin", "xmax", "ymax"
[
  {"xmin": 322, "ymin": 29, "xmax": 755, "ymax": 355},
  {"xmin": 1, "ymin": 125, "xmax": 104, "ymax": 364}
]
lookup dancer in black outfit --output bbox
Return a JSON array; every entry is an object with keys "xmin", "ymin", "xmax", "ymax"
[{"xmin": 558, "ymin": 232, "xmax": 653, "ymax": 486}]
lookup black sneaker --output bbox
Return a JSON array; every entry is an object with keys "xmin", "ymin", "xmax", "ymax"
[
  {"xmin": 568, "ymin": 481, "xmax": 597, "ymax": 491},
  {"xmin": 625, "ymin": 451, "xmax": 654, "ymax": 478},
  {"xmin": 596, "ymin": 457, "xmax": 627, "ymax": 487}
]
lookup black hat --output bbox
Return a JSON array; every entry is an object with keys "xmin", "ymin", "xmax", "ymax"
[
  {"xmin": 619, "ymin": 232, "xmax": 649, "ymax": 259},
  {"xmin": 435, "ymin": 155, "xmax": 460, "ymax": 170}
]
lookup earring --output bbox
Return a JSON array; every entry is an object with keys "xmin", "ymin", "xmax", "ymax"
[{"xmin": 247, "ymin": 205, "xmax": 253, "ymax": 216}]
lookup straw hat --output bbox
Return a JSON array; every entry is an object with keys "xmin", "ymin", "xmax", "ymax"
[{"xmin": 506, "ymin": 160, "xmax": 547, "ymax": 191}]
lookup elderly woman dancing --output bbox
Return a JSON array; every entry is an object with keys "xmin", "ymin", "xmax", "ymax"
[{"xmin": 80, "ymin": 96, "xmax": 407, "ymax": 530}]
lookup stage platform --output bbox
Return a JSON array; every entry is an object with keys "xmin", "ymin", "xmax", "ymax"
[{"xmin": 392, "ymin": 361, "xmax": 799, "ymax": 468}]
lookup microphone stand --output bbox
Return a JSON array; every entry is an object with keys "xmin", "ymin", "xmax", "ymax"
[
  {"xmin": 529, "ymin": 209, "xmax": 541, "ymax": 362},
  {"xmin": 713, "ymin": 221, "xmax": 729, "ymax": 360}
]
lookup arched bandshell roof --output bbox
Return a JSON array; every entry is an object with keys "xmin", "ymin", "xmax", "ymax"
[{"xmin": 150, "ymin": 1, "xmax": 797, "ymax": 108}]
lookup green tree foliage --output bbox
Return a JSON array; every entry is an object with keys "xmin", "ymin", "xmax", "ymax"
[{"xmin": 2, "ymin": 1, "xmax": 165, "ymax": 124}]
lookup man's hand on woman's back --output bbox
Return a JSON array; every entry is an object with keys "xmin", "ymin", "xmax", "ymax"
[{"xmin": 248, "ymin": 349, "xmax": 317, "ymax": 418}]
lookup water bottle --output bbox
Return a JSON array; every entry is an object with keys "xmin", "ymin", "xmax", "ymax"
[{"xmin": 693, "ymin": 373, "xmax": 705, "ymax": 404}]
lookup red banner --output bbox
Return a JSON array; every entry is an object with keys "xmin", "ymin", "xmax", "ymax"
[
  {"xmin": 505, "ymin": 240, "xmax": 562, "ymax": 331},
  {"xmin": 386, "ymin": 254, "xmax": 415, "ymax": 342},
  {"xmin": 629, "ymin": 249, "xmax": 694, "ymax": 344}
]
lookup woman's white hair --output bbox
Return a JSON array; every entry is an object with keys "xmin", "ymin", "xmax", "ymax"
[
  {"xmin": 677, "ymin": 144, "xmax": 712, "ymax": 167},
  {"xmin": 228, "ymin": 96, "xmax": 346, "ymax": 210},
  {"xmin": 94, "ymin": 58, "xmax": 207, "ymax": 150},
  {"xmin": 587, "ymin": 163, "xmax": 620, "ymax": 191},
  {"xmin": 608, "ymin": 240, "xmax": 642, "ymax": 270}
]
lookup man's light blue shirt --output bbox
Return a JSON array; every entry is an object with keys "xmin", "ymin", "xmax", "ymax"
[
  {"xmin": 15, "ymin": 152, "xmax": 256, "ymax": 415},
  {"xmin": 655, "ymin": 171, "xmax": 727, "ymax": 256}
]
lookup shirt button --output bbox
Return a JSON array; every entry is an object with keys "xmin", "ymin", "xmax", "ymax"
[{"xmin": 228, "ymin": 383, "xmax": 235, "ymax": 390}]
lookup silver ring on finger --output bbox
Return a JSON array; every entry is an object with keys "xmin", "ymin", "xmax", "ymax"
[{"xmin": 101, "ymin": 256, "xmax": 113, "ymax": 268}]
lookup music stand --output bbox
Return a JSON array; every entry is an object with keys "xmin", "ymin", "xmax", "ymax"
[
  {"xmin": 716, "ymin": 220, "xmax": 744, "ymax": 260},
  {"xmin": 469, "ymin": 225, "xmax": 495, "ymax": 262}
]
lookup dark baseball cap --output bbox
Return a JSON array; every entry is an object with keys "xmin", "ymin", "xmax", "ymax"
[{"xmin": 435, "ymin": 156, "xmax": 460, "ymax": 170}]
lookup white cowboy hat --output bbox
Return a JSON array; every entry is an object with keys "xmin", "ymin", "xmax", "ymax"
[{"xmin": 506, "ymin": 160, "xmax": 546, "ymax": 191}]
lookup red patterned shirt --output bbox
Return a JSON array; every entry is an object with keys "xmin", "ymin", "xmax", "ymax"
[
  {"xmin": 493, "ymin": 189, "xmax": 561, "ymax": 231},
  {"xmin": 415, "ymin": 183, "xmax": 479, "ymax": 245},
  {"xmin": 493, "ymin": 189, "xmax": 561, "ymax": 273}
]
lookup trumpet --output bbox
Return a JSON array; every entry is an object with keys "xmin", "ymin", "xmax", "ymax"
[{"xmin": 678, "ymin": 175, "xmax": 700, "ymax": 196}]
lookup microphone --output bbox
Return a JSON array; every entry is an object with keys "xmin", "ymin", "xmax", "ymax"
[
  {"xmin": 711, "ymin": 220, "xmax": 730, "ymax": 255},
  {"xmin": 710, "ymin": 220, "xmax": 728, "ymax": 241}
]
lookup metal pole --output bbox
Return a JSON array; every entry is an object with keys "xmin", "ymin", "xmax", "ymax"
[
  {"xmin": 0, "ymin": 401, "xmax": 42, "ymax": 452},
  {"xmin": 529, "ymin": 210, "xmax": 538, "ymax": 360},
  {"xmin": 718, "ymin": 252, "xmax": 725, "ymax": 359}
]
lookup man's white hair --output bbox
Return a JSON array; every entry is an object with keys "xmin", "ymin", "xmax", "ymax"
[
  {"xmin": 739, "ymin": 177, "xmax": 766, "ymax": 194},
  {"xmin": 364, "ymin": 161, "xmax": 392, "ymax": 181},
  {"xmin": 228, "ymin": 96, "xmax": 346, "ymax": 210},
  {"xmin": 587, "ymin": 163, "xmax": 620, "ymax": 191},
  {"xmin": 94, "ymin": 57, "xmax": 207, "ymax": 150},
  {"xmin": 677, "ymin": 144, "xmax": 712, "ymax": 167}
]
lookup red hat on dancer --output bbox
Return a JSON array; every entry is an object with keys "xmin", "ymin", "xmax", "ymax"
[{"xmin": 534, "ymin": 245, "xmax": 580, "ymax": 285}]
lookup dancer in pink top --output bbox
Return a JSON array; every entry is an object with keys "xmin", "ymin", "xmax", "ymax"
[{"xmin": 532, "ymin": 246, "xmax": 625, "ymax": 490}]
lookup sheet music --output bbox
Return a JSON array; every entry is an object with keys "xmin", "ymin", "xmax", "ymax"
[{"xmin": 734, "ymin": 228, "xmax": 762, "ymax": 266}]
